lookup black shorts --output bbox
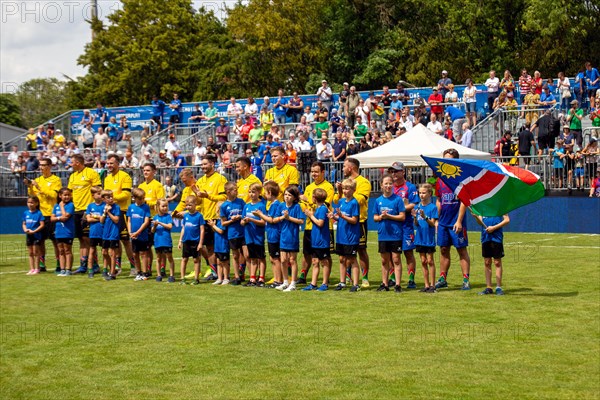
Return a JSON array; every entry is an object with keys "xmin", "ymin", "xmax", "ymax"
[
  {"xmin": 182, "ymin": 240, "xmax": 199, "ymax": 259},
  {"xmin": 538, "ymin": 135, "xmax": 551, "ymax": 151},
  {"xmin": 151, "ymin": 116, "xmax": 162, "ymax": 126},
  {"xmin": 42, "ymin": 219, "xmax": 55, "ymax": 241},
  {"xmin": 229, "ymin": 236, "xmax": 245, "ymax": 250},
  {"xmin": 203, "ymin": 224, "xmax": 215, "ymax": 247},
  {"xmin": 553, "ymin": 167, "xmax": 564, "ymax": 178},
  {"xmin": 148, "ymin": 231, "xmax": 154, "ymax": 247},
  {"xmin": 74, "ymin": 211, "xmax": 89, "ymax": 239},
  {"xmin": 336, "ymin": 243, "xmax": 358, "ymax": 257},
  {"xmin": 155, "ymin": 246, "xmax": 173, "ymax": 254},
  {"xmin": 56, "ymin": 238, "xmax": 73, "ymax": 245},
  {"xmin": 358, "ymin": 221, "xmax": 368, "ymax": 249},
  {"xmin": 26, "ymin": 234, "xmax": 42, "ymax": 246},
  {"xmin": 247, "ymin": 243, "xmax": 266, "ymax": 260},
  {"xmin": 102, "ymin": 239, "xmax": 119, "ymax": 249},
  {"xmin": 118, "ymin": 215, "xmax": 129, "ymax": 240},
  {"xmin": 169, "ymin": 115, "xmax": 180, "ymax": 124},
  {"xmin": 267, "ymin": 242, "xmax": 280, "ymax": 258},
  {"xmin": 415, "ymin": 245, "xmax": 436, "ymax": 254},
  {"xmin": 215, "ymin": 252, "xmax": 230, "ymax": 262},
  {"xmin": 482, "ymin": 241, "xmax": 504, "ymax": 259},
  {"xmin": 132, "ymin": 240, "xmax": 150, "ymax": 253},
  {"xmin": 378, "ymin": 240, "xmax": 403, "ymax": 254},
  {"xmin": 303, "ymin": 230, "xmax": 313, "ymax": 255},
  {"xmin": 588, "ymin": 89, "xmax": 597, "ymax": 98},
  {"xmin": 312, "ymin": 248, "xmax": 331, "ymax": 260},
  {"xmin": 89, "ymin": 237, "xmax": 103, "ymax": 247}
]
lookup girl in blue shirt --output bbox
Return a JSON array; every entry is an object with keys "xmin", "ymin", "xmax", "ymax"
[
  {"xmin": 23, "ymin": 195, "xmax": 45, "ymax": 275},
  {"xmin": 85, "ymin": 186, "xmax": 105, "ymax": 278},
  {"xmin": 302, "ymin": 188, "xmax": 332, "ymax": 291},
  {"xmin": 413, "ymin": 183, "xmax": 439, "ymax": 293},
  {"xmin": 252, "ymin": 181, "xmax": 283, "ymax": 288},
  {"xmin": 275, "ymin": 186, "xmax": 304, "ymax": 291},
  {"xmin": 206, "ymin": 217, "xmax": 230, "ymax": 286},
  {"xmin": 100, "ymin": 190, "xmax": 121, "ymax": 280},
  {"xmin": 52, "ymin": 188, "xmax": 75, "ymax": 276},
  {"xmin": 178, "ymin": 195, "xmax": 205, "ymax": 285},
  {"xmin": 241, "ymin": 183, "xmax": 267, "ymax": 287},
  {"xmin": 152, "ymin": 199, "xmax": 175, "ymax": 283}
]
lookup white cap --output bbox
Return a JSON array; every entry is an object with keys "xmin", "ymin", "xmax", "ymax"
[{"xmin": 442, "ymin": 70, "xmax": 448, "ymax": 74}]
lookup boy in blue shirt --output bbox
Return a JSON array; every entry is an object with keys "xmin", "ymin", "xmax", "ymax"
[
  {"xmin": 473, "ymin": 214, "xmax": 510, "ymax": 295},
  {"xmin": 252, "ymin": 181, "xmax": 283, "ymax": 288},
  {"xmin": 178, "ymin": 195, "xmax": 205, "ymax": 285},
  {"xmin": 100, "ymin": 190, "xmax": 120, "ymax": 280},
  {"xmin": 374, "ymin": 174, "xmax": 406, "ymax": 293},
  {"xmin": 274, "ymin": 186, "xmax": 305, "ymax": 292},
  {"xmin": 127, "ymin": 188, "xmax": 151, "ymax": 281},
  {"xmin": 152, "ymin": 199, "xmax": 175, "ymax": 283},
  {"xmin": 220, "ymin": 182, "xmax": 246, "ymax": 285},
  {"xmin": 302, "ymin": 188, "xmax": 332, "ymax": 291},
  {"xmin": 207, "ymin": 216, "xmax": 230, "ymax": 285},
  {"xmin": 331, "ymin": 179, "xmax": 361, "ymax": 292},
  {"xmin": 85, "ymin": 186, "xmax": 105, "ymax": 278},
  {"xmin": 23, "ymin": 196, "xmax": 45, "ymax": 275},
  {"xmin": 241, "ymin": 183, "xmax": 267, "ymax": 287},
  {"xmin": 52, "ymin": 188, "xmax": 75, "ymax": 276},
  {"xmin": 413, "ymin": 183, "xmax": 438, "ymax": 293}
]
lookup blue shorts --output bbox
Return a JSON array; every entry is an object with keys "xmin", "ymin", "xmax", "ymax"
[
  {"xmin": 437, "ymin": 225, "xmax": 469, "ymax": 249},
  {"xmin": 402, "ymin": 226, "xmax": 416, "ymax": 251},
  {"xmin": 465, "ymin": 102, "xmax": 476, "ymax": 113},
  {"xmin": 574, "ymin": 167, "xmax": 585, "ymax": 177}
]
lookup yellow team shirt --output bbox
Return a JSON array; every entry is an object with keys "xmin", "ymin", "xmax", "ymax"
[
  {"xmin": 138, "ymin": 179, "xmax": 165, "ymax": 216},
  {"xmin": 264, "ymin": 164, "xmax": 299, "ymax": 201},
  {"xmin": 334, "ymin": 174, "xmax": 371, "ymax": 222},
  {"xmin": 196, "ymin": 172, "xmax": 227, "ymax": 220},
  {"xmin": 103, "ymin": 170, "xmax": 133, "ymax": 211},
  {"xmin": 26, "ymin": 133, "xmax": 38, "ymax": 150},
  {"xmin": 54, "ymin": 134, "xmax": 66, "ymax": 148},
  {"xmin": 28, "ymin": 174, "xmax": 62, "ymax": 216},
  {"xmin": 237, "ymin": 173, "xmax": 262, "ymax": 203},
  {"xmin": 301, "ymin": 179, "xmax": 334, "ymax": 230},
  {"xmin": 174, "ymin": 184, "xmax": 203, "ymax": 215},
  {"xmin": 68, "ymin": 167, "xmax": 101, "ymax": 212}
]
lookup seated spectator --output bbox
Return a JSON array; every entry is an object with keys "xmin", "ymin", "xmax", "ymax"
[
  {"xmin": 316, "ymin": 135, "xmax": 333, "ymax": 161},
  {"xmin": 358, "ymin": 137, "xmax": 371, "ymax": 153},
  {"xmin": 285, "ymin": 142, "xmax": 297, "ymax": 166},
  {"xmin": 346, "ymin": 139, "xmax": 359, "ymax": 156},
  {"xmin": 260, "ymin": 106, "xmax": 274, "ymax": 136},
  {"xmin": 295, "ymin": 115, "xmax": 313, "ymax": 137},
  {"xmin": 445, "ymin": 83, "xmax": 458, "ymax": 103},
  {"xmin": 66, "ymin": 140, "xmax": 80, "ymax": 158},
  {"xmin": 398, "ymin": 109, "xmax": 413, "ymax": 131},
  {"xmin": 140, "ymin": 151, "xmax": 155, "ymax": 166},
  {"xmin": 249, "ymin": 121, "xmax": 264, "ymax": 145},
  {"xmin": 386, "ymin": 112, "xmax": 399, "ymax": 136},
  {"xmin": 157, "ymin": 150, "xmax": 172, "ymax": 168},
  {"xmin": 164, "ymin": 134, "xmax": 181, "ymax": 161},
  {"xmin": 353, "ymin": 115, "xmax": 368, "ymax": 138},
  {"xmin": 428, "ymin": 87, "xmax": 444, "ymax": 120},
  {"xmin": 329, "ymin": 109, "xmax": 342, "ymax": 134},
  {"xmin": 82, "ymin": 148, "xmax": 95, "ymax": 167},
  {"xmin": 315, "ymin": 114, "xmax": 329, "ymax": 139},
  {"xmin": 354, "ymin": 99, "xmax": 369, "ymax": 123},
  {"xmin": 232, "ymin": 117, "xmax": 243, "ymax": 142},
  {"xmin": 427, "ymin": 113, "xmax": 443, "ymax": 135},
  {"xmin": 121, "ymin": 148, "xmax": 140, "ymax": 169},
  {"xmin": 53, "ymin": 129, "xmax": 66, "ymax": 149},
  {"xmin": 296, "ymin": 132, "xmax": 313, "ymax": 151},
  {"xmin": 540, "ymin": 85, "xmax": 557, "ymax": 109},
  {"xmin": 24, "ymin": 151, "xmax": 39, "ymax": 172},
  {"xmin": 139, "ymin": 136, "xmax": 154, "ymax": 160},
  {"xmin": 163, "ymin": 175, "xmax": 179, "ymax": 203},
  {"xmin": 303, "ymin": 106, "xmax": 315, "ymax": 124}
]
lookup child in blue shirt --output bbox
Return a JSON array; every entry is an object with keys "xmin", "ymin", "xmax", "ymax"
[
  {"xmin": 23, "ymin": 195, "xmax": 45, "ymax": 275},
  {"xmin": 373, "ymin": 174, "xmax": 406, "ymax": 292},
  {"xmin": 220, "ymin": 182, "xmax": 246, "ymax": 285},
  {"xmin": 302, "ymin": 188, "xmax": 332, "ymax": 291},
  {"xmin": 127, "ymin": 188, "xmax": 151, "ymax": 281},
  {"xmin": 241, "ymin": 183, "xmax": 267, "ymax": 287},
  {"xmin": 206, "ymin": 216, "xmax": 230, "ymax": 285},
  {"xmin": 331, "ymin": 178, "xmax": 361, "ymax": 292},
  {"xmin": 100, "ymin": 190, "xmax": 120, "ymax": 280},
  {"xmin": 178, "ymin": 195, "xmax": 205, "ymax": 285},
  {"xmin": 52, "ymin": 188, "xmax": 75, "ymax": 276},
  {"xmin": 252, "ymin": 181, "xmax": 283, "ymax": 288},
  {"xmin": 551, "ymin": 139, "xmax": 566, "ymax": 188},
  {"xmin": 413, "ymin": 183, "xmax": 439, "ymax": 293},
  {"xmin": 473, "ymin": 213, "xmax": 510, "ymax": 296},
  {"xmin": 152, "ymin": 199, "xmax": 175, "ymax": 283},
  {"xmin": 274, "ymin": 185, "xmax": 304, "ymax": 292},
  {"xmin": 85, "ymin": 186, "xmax": 105, "ymax": 278}
]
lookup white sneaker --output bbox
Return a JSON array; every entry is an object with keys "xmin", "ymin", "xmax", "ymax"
[
  {"xmin": 283, "ymin": 283, "xmax": 296, "ymax": 292},
  {"xmin": 221, "ymin": 279, "xmax": 230, "ymax": 286},
  {"xmin": 276, "ymin": 281, "xmax": 289, "ymax": 291},
  {"xmin": 26, "ymin": 269, "xmax": 35, "ymax": 275},
  {"xmin": 134, "ymin": 274, "xmax": 144, "ymax": 281},
  {"xmin": 212, "ymin": 279, "xmax": 223, "ymax": 285}
]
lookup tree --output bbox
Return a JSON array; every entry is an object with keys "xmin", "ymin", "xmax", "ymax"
[
  {"xmin": 15, "ymin": 78, "xmax": 68, "ymax": 128},
  {"xmin": 0, "ymin": 94, "xmax": 23, "ymax": 128}
]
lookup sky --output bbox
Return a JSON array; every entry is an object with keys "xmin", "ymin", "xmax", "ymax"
[{"xmin": 0, "ymin": 1, "xmax": 232, "ymax": 94}]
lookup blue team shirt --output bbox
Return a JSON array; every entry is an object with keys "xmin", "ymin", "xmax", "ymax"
[
  {"xmin": 266, "ymin": 200, "xmax": 282, "ymax": 244},
  {"xmin": 220, "ymin": 198, "xmax": 246, "ymax": 239},
  {"xmin": 53, "ymin": 202, "xmax": 75, "ymax": 239},
  {"xmin": 102, "ymin": 204, "xmax": 121, "ymax": 241},
  {"xmin": 481, "ymin": 216, "xmax": 504, "ymax": 244},
  {"xmin": 436, "ymin": 179, "xmax": 465, "ymax": 228},
  {"xmin": 182, "ymin": 212, "xmax": 205, "ymax": 242},
  {"xmin": 310, "ymin": 204, "xmax": 330, "ymax": 249},
  {"xmin": 279, "ymin": 202, "xmax": 304, "ymax": 250},
  {"xmin": 153, "ymin": 214, "xmax": 173, "ymax": 248},
  {"xmin": 585, "ymin": 67, "xmax": 600, "ymax": 90},
  {"xmin": 393, "ymin": 181, "xmax": 419, "ymax": 228},
  {"xmin": 151, "ymin": 99, "xmax": 166, "ymax": 117},
  {"xmin": 95, "ymin": 107, "xmax": 109, "ymax": 122},
  {"xmin": 273, "ymin": 97, "xmax": 288, "ymax": 117},
  {"xmin": 86, "ymin": 202, "xmax": 105, "ymax": 239},
  {"xmin": 446, "ymin": 106, "xmax": 465, "ymax": 120},
  {"xmin": 336, "ymin": 197, "xmax": 360, "ymax": 245},
  {"xmin": 243, "ymin": 200, "xmax": 267, "ymax": 245},
  {"xmin": 414, "ymin": 202, "xmax": 438, "ymax": 247},
  {"xmin": 170, "ymin": 99, "xmax": 182, "ymax": 116},
  {"xmin": 23, "ymin": 209, "xmax": 44, "ymax": 241},
  {"xmin": 127, "ymin": 203, "xmax": 151, "ymax": 241},
  {"xmin": 374, "ymin": 194, "xmax": 405, "ymax": 241},
  {"xmin": 213, "ymin": 220, "xmax": 230, "ymax": 254}
]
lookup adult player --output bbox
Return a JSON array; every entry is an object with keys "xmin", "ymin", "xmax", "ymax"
[
  {"xmin": 138, "ymin": 162, "xmax": 165, "ymax": 275},
  {"xmin": 263, "ymin": 147, "xmax": 299, "ymax": 202},
  {"xmin": 235, "ymin": 156, "xmax": 262, "ymax": 203}
]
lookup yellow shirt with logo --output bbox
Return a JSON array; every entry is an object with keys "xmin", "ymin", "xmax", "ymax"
[
  {"xmin": 28, "ymin": 174, "xmax": 62, "ymax": 216},
  {"xmin": 264, "ymin": 164, "xmax": 299, "ymax": 201},
  {"xmin": 68, "ymin": 167, "xmax": 101, "ymax": 212},
  {"xmin": 237, "ymin": 173, "xmax": 262, "ymax": 203},
  {"xmin": 333, "ymin": 174, "xmax": 371, "ymax": 222},
  {"xmin": 138, "ymin": 179, "xmax": 165, "ymax": 216},
  {"xmin": 103, "ymin": 170, "xmax": 133, "ymax": 211},
  {"xmin": 174, "ymin": 184, "xmax": 203, "ymax": 215},
  {"xmin": 301, "ymin": 179, "xmax": 334, "ymax": 230},
  {"xmin": 196, "ymin": 172, "xmax": 227, "ymax": 220}
]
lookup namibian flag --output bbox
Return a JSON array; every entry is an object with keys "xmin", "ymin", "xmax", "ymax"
[{"xmin": 421, "ymin": 156, "xmax": 545, "ymax": 217}]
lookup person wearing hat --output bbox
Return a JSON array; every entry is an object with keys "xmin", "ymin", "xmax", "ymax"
[
  {"xmin": 387, "ymin": 161, "xmax": 420, "ymax": 289},
  {"xmin": 389, "ymin": 93, "xmax": 403, "ymax": 119},
  {"xmin": 316, "ymin": 79, "xmax": 333, "ymax": 113},
  {"xmin": 567, "ymin": 99, "xmax": 584, "ymax": 148},
  {"xmin": 484, "ymin": 70, "xmax": 500, "ymax": 115},
  {"xmin": 216, "ymin": 117, "xmax": 230, "ymax": 144},
  {"xmin": 339, "ymin": 82, "xmax": 350, "ymax": 118},
  {"xmin": 428, "ymin": 87, "xmax": 444, "ymax": 121},
  {"xmin": 437, "ymin": 70, "xmax": 452, "ymax": 98},
  {"xmin": 540, "ymin": 85, "xmax": 556, "ymax": 110},
  {"xmin": 157, "ymin": 150, "xmax": 171, "ymax": 169},
  {"xmin": 346, "ymin": 139, "xmax": 358, "ymax": 156},
  {"xmin": 347, "ymin": 86, "xmax": 362, "ymax": 129},
  {"xmin": 315, "ymin": 113, "xmax": 329, "ymax": 139}
]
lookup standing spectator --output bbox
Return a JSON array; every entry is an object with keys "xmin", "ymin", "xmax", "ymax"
[
  {"xmin": 139, "ymin": 136, "xmax": 154, "ymax": 160},
  {"xmin": 193, "ymin": 140, "xmax": 207, "ymax": 166},
  {"xmin": 8, "ymin": 145, "xmax": 20, "ymax": 170},
  {"xmin": 444, "ymin": 83, "xmax": 458, "ymax": 103},
  {"xmin": 204, "ymin": 100, "xmax": 218, "ymax": 125},
  {"xmin": 273, "ymin": 89, "xmax": 288, "ymax": 133},
  {"xmin": 567, "ymin": 100, "xmax": 584, "ymax": 148},
  {"xmin": 80, "ymin": 121, "xmax": 95, "ymax": 149},
  {"xmin": 260, "ymin": 106, "xmax": 274, "ymax": 137},
  {"xmin": 437, "ymin": 70, "xmax": 452, "ymax": 98},
  {"xmin": 163, "ymin": 175, "xmax": 179, "ymax": 203},
  {"xmin": 314, "ymin": 114, "xmax": 329, "ymax": 139},
  {"xmin": 390, "ymin": 93, "xmax": 403, "ymax": 119},
  {"xmin": 531, "ymin": 110, "xmax": 555, "ymax": 156},
  {"xmin": 244, "ymin": 97, "xmax": 259, "ymax": 122},
  {"xmin": 539, "ymin": 86, "xmax": 557, "ymax": 110},
  {"xmin": 518, "ymin": 69, "xmax": 533, "ymax": 107},
  {"xmin": 428, "ymin": 87, "xmax": 444, "ymax": 121},
  {"xmin": 585, "ymin": 61, "xmax": 600, "ymax": 110},
  {"xmin": 151, "ymin": 95, "xmax": 166, "ymax": 128},
  {"xmin": 557, "ymin": 72, "xmax": 572, "ymax": 112},
  {"xmin": 216, "ymin": 118, "xmax": 230, "ymax": 144},
  {"xmin": 500, "ymin": 70, "xmax": 515, "ymax": 96},
  {"xmin": 396, "ymin": 82, "xmax": 410, "ymax": 105},
  {"xmin": 573, "ymin": 67, "xmax": 587, "ymax": 107},
  {"xmin": 189, "ymin": 104, "xmax": 204, "ymax": 133},
  {"xmin": 288, "ymin": 92, "xmax": 304, "ymax": 123},
  {"xmin": 332, "ymin": 131, "xmax": 347, "ymax": 163},
  {"xmin": 339, "ymin": 82, "xmax": 350, "ymax": 119},
  {"xmin": 303, "ymin": 106, "xmax": 315, "ymax": 125},
  {"xmin": 445, "ymin": 106, "xmax": 467, "ymax": 139},
  {"xmin": 94, "ymin": 103, "xmax": 109, "ymax": 130},
  {"xmin": 164, "ymin": 134, "xmax": 181, "ymax": 162},
  {"xmin": 460, "ymin": 123, "xmax": 473, "ymax": 148},
  {"xmin": 347, "ymin": 86, "xmax": 362, "ymax": 129},
  {"xmin": 317, "ymin": 79, "xmax": 333, "ymax": 112},
  {"xmin": 517, "ymin": 123, "xmax": 536, "ymax": 168},
  {"xmin": 227, "ymin": 97, "xmax": 243, "ymax": 119},
  {"xmin": 532, "ymin": 71, "xmax": 543, "ymax": 95},
  {"xmin": 26, "ymin": 128, "xmax": 38, "ymax": 151},
  {"xmin": 484, "ymin": 70, "xmax": 500, "ymax": 114},
  {"xmin": 427, "ymin": 113, "xmax": 443, "ymax": 135},
  {"xmin": 168, "ymin": 93, "xmax": 182, "ymax": 131},
  {"xmin": 463, "ymin": 78, "xmax": 478, "ymax": 127},
  {"xmin": 120, "ymin": 148, "xmax": 140, "ymax": 169}
]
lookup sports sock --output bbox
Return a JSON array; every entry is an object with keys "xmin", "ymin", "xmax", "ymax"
[
  {"xmin": 463, "ymin": 273, "xmax": 469, "ymax": 282},
  {"xmin": 250, "ymin": 275, "xmax": 256, "ymax": 282},
  {"xmin": 408, "ymin": 269, "xmax": 415, "ymax": 281},
  {"xmin": 389, "ymin": 271, "xmax": 396, "ymax": 281},
  {"xmin": 210, "ymin": 264, "xmax": 217, "ymax": 275},
  {"xmin": 80, "ymin": 256, "xmax": 88, "ymax": 268},
  {"xmin": 299, "ymin": 269, "xmax": 307, "ymax": 279},
  {"xmin": 39, "ymin": 255, "xmax": 46, "ymax": 268},
  {"xmin": 440, "ymin": 271, "xmax": 447, "ymax": 281},
  {"xmin": 362, "ymin": 267, "xmax": 369, "ymax": 281},
  {"xmin": 116, "ymin": 257, "xmax": 122, "ymax": 269},
  {"xmin": 128, "ymin": 256, "xmax": 136, "ymax": 269}
]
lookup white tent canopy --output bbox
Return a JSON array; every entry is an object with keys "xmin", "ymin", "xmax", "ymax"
[{"xmin": 353, "ymin": 124, "xmax": 491, "ymax": 167}]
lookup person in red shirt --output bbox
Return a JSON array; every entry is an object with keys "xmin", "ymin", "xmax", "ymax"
[{"xmin": 428, "ymin": 87, "xmax": 444, "ymax": 121}]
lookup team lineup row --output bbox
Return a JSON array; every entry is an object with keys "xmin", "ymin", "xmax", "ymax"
[{"xmin": 22, "ymin": 148, "xmax": 509, "ymax": 294}]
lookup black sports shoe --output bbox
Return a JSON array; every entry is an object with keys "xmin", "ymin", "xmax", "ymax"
[
  {"xmin": 256, "ymin": 280, "xmax": 265, "ymax": 288},
  {"xmin": 389, "ymin": 280, "xmax": 396, "ymax": 287},
  {"xmin": 394, "ymin": 285, "xmax": 402, "ymax": 293},
  {"xmin": 204, "ymin": 273, "xmax": 218, "ymax": 281},
  {"xmin": 349, "ymin": 285, "xmax": 360, "ymax": 292},
  {"xmin": 406, "ymin": 280, "xmax": 417, "ymax": 289},
  {"xmin": 231, "ymin": 278, "xmax": 242, "ymax": 286},
  {"xmin": 377, "ymin": 284, "xmax": 389, "ymax": 292},
  {"xmin": 419, "ymin": 287, "xmax": 429, "ymax": 293},
  {"xmin": 244, "ymin": 280, "xmax": 257, "ymax": 287},
  {"xmin": 296, "ymin": 277, "xmax": 307, "ymax": 284},
  {"xmin": 334, "ymin": 283, "xmax": 346, "ymax": 291},
  {"xmin": 427, "ymin": 286, "xmax": 437, "ymax": 293},
  {"xmin": 267, "ymin": 282, "xmax": 282, "ymax": 289}
]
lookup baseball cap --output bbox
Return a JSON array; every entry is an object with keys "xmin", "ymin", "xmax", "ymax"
[
  {"xmin": 169, "ymin": 134, "xmax": 175, "ymax": 139},
  {"xmin": 343, "ymin": 82, "xmax": 349, "ymax": 86},
  {"xmin": 442, "ymin": 70, "xmax": 448, "ymax": 74},
  {"xmin": 159, "ymin": 150, "xmax": 166, "ymax": 154},
  {"xmin": 321, "ymin": 79, "xmax": 327, "ymax": 83},
  {"xmin": 348, "ymin": 139, "xmax": 356, "ymax": 145},
  {"xmin": 389, "ymin": 161, "xmax": 405, "ymax": 171}
]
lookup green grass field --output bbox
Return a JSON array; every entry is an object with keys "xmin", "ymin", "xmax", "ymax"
[{"xmin": 1, "ymin": 232, "xmax": 599, "ymax": 399}]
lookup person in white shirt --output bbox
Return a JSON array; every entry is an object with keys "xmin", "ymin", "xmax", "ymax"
[
  {"xmin": 7, "ymin": 145, "xmax": 19, "ymax": 170},
  {"xmin": 164, "ymin": 134, "xmax": 180, "ymax": 161},
  {"xmin": 316, "ymin": 79, "xmax": 333, "ymax": 112},
  {"xmin": 460, "ymin": 123, "xmax": 473, "ymax": 148},
  {"xmin": 193, "ymin": 139, "xmax": 207, "ymax": 165},
  {"xmin": 426, "ymin": 113, "xmax": 443, "ymax": 135},
  {"xmin": 121, "ymin": 148, "xmax": 140, "ymax": 169},
  {"xmin": 296, "ymin": 132, "xmax": 313, "ymax": 151},
  {"xmin": 315, "ymin": 135, "xmax": 333, "ymax": 161},
  {"xmin": 227, "ymin": 97, "xmax": 243, "ymax": 118},
  {"xmin": 303, "ymin": 106, "xmax": 315, "ymax": 124},
  {"xmin": 139, "ymin": 137, "xmax": 155, "ymax": 160},
  {"xmin": 485, "ymin": 70, "xmax": 500, "ymax": 114}
]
